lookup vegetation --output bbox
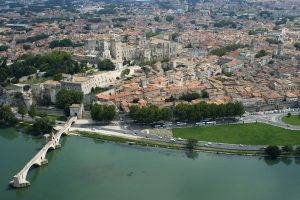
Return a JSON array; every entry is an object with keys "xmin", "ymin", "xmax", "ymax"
[
  {"xmin": 140, "ymin": 60, "xmax": 157, "ymax": 67},
  {"xmin": 87, "ymin": 17, "xmax": 102, "ymax": 23},
  {"xmin": 49, "ymin": 38, "xmax": 83, "ymax": 49},
  {"xmin": 97, "ymin": 59, "xmax": 116, "ymax": 71},
  {"xmin": 166, "ymin": 15, "xmax": 174, "ymax": 22},
  {"xmin": 90, "ymin": 104, "xmax": 116, "ymax": 122},
  {"xmin": 0, "ymin": 45, "xmax": 9, "ymax": 52},
  {"xmin": 0, "ymin": 51, "xmax": 85, "ymax": 83},
  {"xmin": 265, "ymin": 146, "xmax": 281, "ymax": 158},
  {"xmin": 56, "ymin": 89, "xmax": 84, "ymax": 115},
  {"xmin": 90, "ymin": 87, "xmax": 108, "ymax": 95},
  {"xmin": 16, "ymin": 33, "xmax": 49, "ymax": 44},
  {"xmin": 112, "ymin": 17, "xmax": 128, "ymax": 22},
  {"xmin": 23, "ymin": 44, "xmax": 31, "ymax": 50},
  {"xmin": 282, "ymin": 115, "xmax": 300, "ymax": 126},
  {"xmin": 146, "ymin": 31, "xmax": 159, "ymax": 38},
  {"xmin": 210, "ymin": 44, "xmax": 246, "ymax": 57},
  {"xmin": 129, "ymin": 105, "xmax": 173, "ymax": 123},
  {"xmin": 175, "ymin": 101, "xmax": 244, "ymax": 121},
  {"xmin": 28, "ymin": 105, "xmax": 36, "ymax": 118},
  {"xmin": 214, "ymin": 20, "xmax": 237, "ymax": 28},
  {"xmin": 32, "ymin": 117, "xmax": 55, "ymax": 135},
  {"xmin": 47, "ymin": 115, "xmax": 67, "ymax": 122},
  {"xmin": 179, "ymin": 92, "xmax": 201, "ymax": 102},
  {"xmin": 255, "ymin": 50, "xmax": 268, "ymax": 58},
  {"xmin": 172, "ymin": 123, "xmax": 300, "ymax": 145},
  {"xmin": 17, "ymin": 103, "xmax": 27, "ymax": 118},
  {"xmin": 0, "ymin": 105, "xmax": 17, "ymax": 126},
  {"xmin": 121, "ymin": 68, "xmax": 130, "ymax": 78},
  {"xmin": 266, "ymin": 38, "xmax": 282, "ymax": 45},
  {"xmin": 53, "ymin": 73, "xmax": 63, "ymax": 81},
  {"xmin": 294, "ymin": 43, "xmax": 300, "ymax": 51},
  {"xmin": 201, "ymin": 90, "xmax": 209, "ymax": 98},
  {"xmin": 154, "ymin": 16, "xmax": 160, "ymax": 22},
  {"xmin": 248, "ymin": 28, "xmax": 268, "ymax": 35}
]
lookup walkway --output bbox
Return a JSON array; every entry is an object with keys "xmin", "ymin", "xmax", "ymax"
[{"xmin": 10, "ymin": 116, "xmax": 77, "ymax": 188}]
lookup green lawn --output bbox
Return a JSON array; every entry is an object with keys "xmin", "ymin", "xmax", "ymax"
[
  {"xmin": 282, "ymin": 115, "xmax": 300, "ymax": 126},
  {"xmin": 172, "ymin": 123, "xmax": 300, "ymax": 145}
]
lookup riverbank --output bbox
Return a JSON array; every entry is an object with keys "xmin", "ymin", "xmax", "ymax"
[{"xmin": 76, "ymin": 131, "xmax": 265, "ymax": 156}]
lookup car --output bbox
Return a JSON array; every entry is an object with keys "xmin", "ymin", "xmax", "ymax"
[
  {"xmin": 176, "ymin": 122, "xmax": 187, "ymax": 126},
  {"xmin": 158, "ymin": 136, "xmax": 163, "ymax": 139},
  {"xmin": 170, "ymin": 138, "xmax": 176, "ymax": 142},
  {"xmin": 195, "ymin": 122, "xmax": 205, "ymax": 126},
  {"xmin": 177, "ymin": 138, "xmax": 183, "ymax": 141}
]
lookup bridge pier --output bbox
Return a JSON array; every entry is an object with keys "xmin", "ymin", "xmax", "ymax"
[
  {"xmin": 10, "ymin": 176, "xmax": 30, "ymax": 188},
  {"xmin": 9, "ymin": 117, "xmax": 77, "ymax": 189}
]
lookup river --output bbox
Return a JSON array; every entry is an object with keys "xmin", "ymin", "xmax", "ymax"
[{"xmin": 1, "ymin": 128, "xmax": 300, "ymax": 200}]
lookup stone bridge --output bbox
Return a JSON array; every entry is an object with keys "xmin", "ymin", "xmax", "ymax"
[{"xmin": 10, "ymin": 116, "xmax": 77, "ymax": 188}]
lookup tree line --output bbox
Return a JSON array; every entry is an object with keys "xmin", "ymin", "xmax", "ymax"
[
  {"xmin": 129, "ymin": 105, "xmax": 173, "ymax": 123},
  {"xmin": 129, "ymin": 101, "xmax": 245, "ymax": 124},
  {"xmin": 16, "ymin": 33, "xmax": 49, "ymax": 44},
  {"xmin": 49, "ymin": 38, "xmax": 84, "ymax": 49},
  {"xmin": 90, "ymin": 104, "xmax": 116, "ymax": 122},
  {"xmin": 210, "ymin": 44, "xmax": 247, "ymax": 57}
]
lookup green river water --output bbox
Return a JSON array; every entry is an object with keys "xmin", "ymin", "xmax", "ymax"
[{"xmin": 1, "ymin": 128, "xmax": 300, "ymax": 200}]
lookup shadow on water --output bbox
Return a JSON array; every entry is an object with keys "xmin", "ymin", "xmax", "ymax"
[
  {"xmin": 263, "ymin": 156, "xmax": 300, "ymax": 166},
  {"xmin": 0, "ymin": 128, "xmax": 19, "ymax": 140},
  {"xmin": 185, "ymin": 150, "xmax": 199, "ymax": 160}
]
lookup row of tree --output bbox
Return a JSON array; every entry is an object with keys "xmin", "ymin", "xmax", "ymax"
[
  {"xmin": 49, "ymin": 39, "xmax": 84, "ymax": 49},
  {"xmin": 179, "ymin": 91, "xmax": 209, "ymax": 102},
  {"xmin": 210, "ymin": 44, "xmax": 247, "ymax": 57},
  {"xmin": 265, "ymin": 145, "xmax": 300, "ymax": 159},
  {"xmin": 129, "ymin": 102, "xmax": 244, "ymax": 124},
  {"xmin": 90, "ymin": 104, "xmax": 116, "ymax": 122},
  {"xmin": 129, "ymin": 105, "xmax": 173, "ymax": 123},
  {"xmin": 16, "ymin": 33, "xmax": 49, "ymax": 44},
  {"xmin": 174, "ymin": 101, "xmax": 245, "ymax": 121}
]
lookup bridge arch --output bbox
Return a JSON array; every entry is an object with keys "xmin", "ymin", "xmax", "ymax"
[{"xmin": 10, "ymin": 117, "xmax": 77, "ymax": 188}]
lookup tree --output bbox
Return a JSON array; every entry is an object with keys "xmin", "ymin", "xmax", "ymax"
[
  {"xmin": 282, "ymin": 145, "xmax": 293, "ymax": 153},
  {"xmin": 0, "ymin": 105, "xmax": 17, "ymax": 125},
  {"xmin": 185, "ymin": 139, "xmax": 198, "ymax": 160},
  {"xmin": 28, "ymin": 105, "xmax": 36, "ymax": 118},
  {"xmin": 91, "ymin": 104, "xmax": 116, "ymax": 122},
  {"xmin": 166, "ymin": 15, "xmax": 174, "ymax": 22},
  {"xmin": 18, "ymin": 103, "xmax": 27, "ymax": 118},
  {"xmin": 32, "ymin": 117, "xmax": 55, "ymax": 135},
  {"xmin": 23, "ymin": 44, "xmax": 31, "ymax": 50},
  {"xmin": 53, "ymin": 73, "xmax": 63, "ymax": 81},
  {"xmin": 97, "ymin": 59, "xmax": 116, "ymax": 71},
  {"xmin": 121, "ymin": 69, "xmax": 130, "ymax": 78},
  {"xmin": 56, "ymin": 89, "xmax": 83, "ymax": 115},
  {"xmin": 294, "ymin": 43, "xmax": 300, "ymax": 51},
  {"xmin": 255, "ymin": 50, "xmax": 268, "ymax": 58},
  {"xmin": 179, "ymin": 92, "xmax": 201, "ymax": 102},
  {"xmin": 160, "ymin": 108, "xmax": 173, "ymax": 121},
  {"xmin": 265, "ymin": 146, "xmax": 281, "ymax": 158},
  {"xmin": 287, "ymin": 113, "xmax": 291, "ymax": 118},
  {"xmin": 201, "ymin": 90, "xmax": 209, "ymax": 98},
  {"xmin": 295, "ymin": 146, "xmax": 300, "ymax": 155},
  {"xmin": 154, "ymin": 16, "xmax": 160, "ymax": 22}
]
